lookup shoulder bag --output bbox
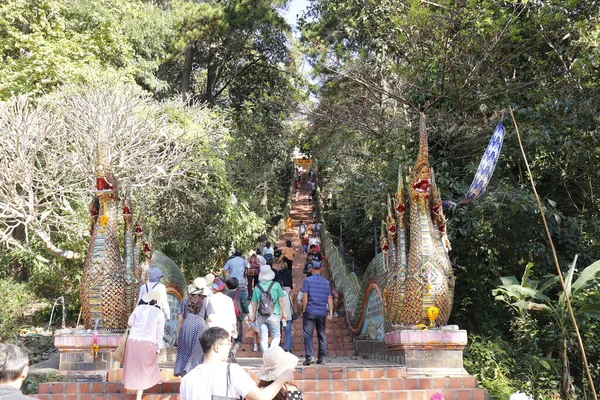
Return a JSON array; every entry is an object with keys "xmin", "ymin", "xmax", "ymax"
[
  {"xmin": 289, "ymin": 293, "xmax": 299, "ymax": 321},
  {"xmin": 212, "ymin": 363, "xmax": 242, "ymax": 400},
  {"xmin": 112, "ymin": 327, "xmax": 129, "ymax": 363}
]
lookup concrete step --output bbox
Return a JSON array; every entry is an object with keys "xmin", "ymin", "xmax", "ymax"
[
  {"xmin": 103, "ymin": 365, "xmax": 412, "ymax": 382},
  {"xmin": 300, "ymin": 389, "xmax": 487, "ymax": 400},
  {"xmin": 38, "ymin": 370, "xmax": 484, "ymax": 398},
  {"xmin": 34, "ymin": 388, "xmax": 488, "ymax": 400},
  {"xmin": 236, "ymin": 342, "xmax": 355, "ymax": 351}
]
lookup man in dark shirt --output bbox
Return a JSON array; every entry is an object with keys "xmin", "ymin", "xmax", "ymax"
[
  {"xmin": 303, "ymin": 255, "xmax": 314, "ymax": 277},
  {"xmin": 0, "ymin": 344, "xmax": 36, "ymax": 399},
  {"xmin": 307, "ymin": 244, "xmax": 322, "ymax": 262},
  {"xmin": 225, "ymin": 277, "xmax": 249, "ymax": 359},
  {"xmin": 301, "ymin": 262, "xmax": 333, "ymax": 365},
  {"xmin": 273, "ymin": 246, "xmax": 283, "ymax": 262},
  {"xmin": 275, "ymin": 264, "xmax": 293, "ymax": 290}
]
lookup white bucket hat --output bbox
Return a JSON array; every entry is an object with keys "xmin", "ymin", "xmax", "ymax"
[
  {"xmin": 204, "ymin": 273, "xmax": 215, "ymax": 286},
  {"xmin": 258, "ymin": 264, "xmax": 275, "ymax": 282},
  {"xmin": 189, "ymin": 277, "xmax": 210, "ymax": 296},
  {"xmin": 142, "ymin": 287, "xmax": 163, "ymax": 303},
  {"xmin": 257, "ymin": 346, "xmax": 298, "ymax": 382}
]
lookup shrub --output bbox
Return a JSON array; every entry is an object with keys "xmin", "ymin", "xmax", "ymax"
[
  {"xmin": 464, "ymin": 335, "xmax": 516, "ymax": 400},
  {"xmin": 22, "ymin": 372, "xmax": 60, "ymax": 395},
  {"xmin": 0, "ymin": 279, "xmax": 37, "ymax": 341}
]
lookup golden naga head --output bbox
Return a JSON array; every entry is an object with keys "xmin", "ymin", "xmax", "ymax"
[
  {"xmin": 380, "ymin": 221, "xmax": 389, "ymax": 253},
  {"xmin": 410, "ymin": 165, "xmax": 431, "ymax": 196}
]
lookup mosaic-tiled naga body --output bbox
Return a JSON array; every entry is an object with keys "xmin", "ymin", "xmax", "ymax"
[
  {"xmin": 385, "ymin": 115, "xmax": 454, "ymax": 327},
  {"xmin": 343, "ymin": 115, "xmax": 454, "ymax": 335},
  {"xmin": 81, "ymin": 156, "xmax": 128, "ymax": 330}
]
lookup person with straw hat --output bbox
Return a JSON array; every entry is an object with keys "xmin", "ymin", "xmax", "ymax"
[
  {"xmin": 174, "ymin": 278, "xmax": 213, "ymax": 377},
  {"xmin": 123, "ymin": 287, "xmax": 165, "ymax": 400},
  {"xmin": 257, "ymin": 346, "xmax": 302, "ymax": 399}
]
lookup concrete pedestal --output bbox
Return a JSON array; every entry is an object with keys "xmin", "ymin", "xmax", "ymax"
[
  {"xmin": 54, "ymin": 330, "xmax": 122, "ymax": 372},
  {"xmin": 356, "ymin": 326, "xmax": 469, "ymax": 376},
  {"xmin": 384, "ymin": 326, "xmax": 468, "ymax": 376}
]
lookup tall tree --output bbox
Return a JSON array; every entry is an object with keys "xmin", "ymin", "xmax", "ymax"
[
  {"xmin": 167, "ymin": 0, "xmax": 292, "ymax": 105},
  {"xmin": 0, "ymin": 0, "xmax": 175, "ymax": 99},
  {"xmin": 300, "ymin": 1, "xmax": 600, "ymax": 394}
]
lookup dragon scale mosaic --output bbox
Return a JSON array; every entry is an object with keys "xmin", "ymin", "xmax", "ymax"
[{"xmin": 334, "ymin": 114, "xmax": 454, "ymax": 336}]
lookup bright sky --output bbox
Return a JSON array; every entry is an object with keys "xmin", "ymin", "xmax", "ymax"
[
  {"xmin": 279, "ymin": 0, "xmax": 317, "ymax": 92},
  {"xmin": 280, "ymin": 0, "xmax": 311, "ymax": 33}
]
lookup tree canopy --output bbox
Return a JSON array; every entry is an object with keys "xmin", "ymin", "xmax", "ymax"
[
  {"xmin": 1, "ymin": 0, "xmax": 599, "ymax": 397},
  {"xmin": 300, "ymin": 0, "xmax": 600, "ymax": 397}
]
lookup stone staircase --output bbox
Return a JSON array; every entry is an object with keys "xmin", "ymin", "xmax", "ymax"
[
  {"xmin": 36, "ymin": 364, "xmax": 487, "ymax": 400},
  {"xmin": 34, "ymin": 177, "xmax": 488, "ymax": 399}
]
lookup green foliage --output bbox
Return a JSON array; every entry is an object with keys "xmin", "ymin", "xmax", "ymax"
[
  {"xmin": 302, "ymin": 0, "xmax": 600, "ymax": 397},
  {"xmin": 164, "ymin": 0, "xmax": 293, "ymax": 102},
  {"xmin": 493, "ymin": 257, "xmax": 600, "ymax": 398},
  {"xmin": 0, "ymin": 0, "xmax": 174, "ymax": 98},
  {"xmin": 23, "ymin": 372, "xmax": 60, "ymax": 395},
  {"xmin": 0, "ymin": 279, "xmax": 37, "ymax": 341},
  {"xmin": 465, "ymin": 333, "xmax": 562, "ymax": 400},
  {"xmin": 464, "ymin": 335, "xmax": 516, "ymax": 400}
]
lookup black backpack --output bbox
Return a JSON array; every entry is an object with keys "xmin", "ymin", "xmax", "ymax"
[
  {"xmin": 256, "ymin": 282, "xmax": 276, "ymax": 316},
  {"xmin": 303, "ymin": 262, "xmax": 313, "ymax": 275}
]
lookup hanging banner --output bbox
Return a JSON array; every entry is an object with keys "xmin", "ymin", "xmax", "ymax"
[{"xmin": 444, "ymin": 122, "xmax": 505, "ymax": 209}]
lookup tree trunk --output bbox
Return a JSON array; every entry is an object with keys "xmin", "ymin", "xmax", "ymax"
[
  {"xmin": 205, "ymin": 47, "xmax": 218, "ymax": 105},
  {"xmin": 262, "ymin": 180, "xmax": 269, "ymax": 215},
  {"xmin": 181, "ymin": 40, "xmax": 196, "ymax": 103},
  {"xmin": 561, "ymin": 335, "xmax": 572, "ymax": 399}
]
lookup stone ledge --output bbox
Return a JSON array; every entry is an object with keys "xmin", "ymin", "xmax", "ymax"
[{"xmin": 384, "ymin": 328, "xmax": 468, "ymax": 348}]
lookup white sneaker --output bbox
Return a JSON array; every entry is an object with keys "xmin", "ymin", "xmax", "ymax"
[
  {"xmin": 253, "ymin": 344, "xmax": 258, "ymax": 352},
  {"xmin": 333, "ymin": 312, "xmax": 339, "ymax": 317}
]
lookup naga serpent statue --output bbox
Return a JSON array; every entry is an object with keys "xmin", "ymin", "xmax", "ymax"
[
  {"xmin": 81, "ymin": 142, "xmax": 143, "ymax": 330},
  {"xmin": 81, "ymin": 151, "xmax": 129, "ymax": 330},
  {"xmin": 336, "ymin": 114, "xmax": 454, "ymax": 336},
  {"xmin": 123, "ymin": 183, "xmax": 138, "ymax": 316},
  {"xmin": 80, "ymin": 139, "xmax": 188, "ymax": 331}
]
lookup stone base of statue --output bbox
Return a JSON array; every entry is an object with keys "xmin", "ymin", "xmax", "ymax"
[
  {"xmin": 54, "ymin": 329, "xmax": 177, "ymax": 377},
  {"xmin": 355, "ymin": 325, "xmax": 469, "ymax": 376},
  {"xmin": 54, "ymin": 329, "xmax": 122, "ymax": 373}
]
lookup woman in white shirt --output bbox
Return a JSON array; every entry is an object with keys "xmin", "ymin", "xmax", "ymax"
[
  {"xmin": 136, "ymin": 265, "xmax": 170, "ymax": 320},
  {"xmin": 206, "ymin": 278, "xmax": 237, "ymax": 340},
  {"xmin": 122, "ymin": 287, "xmax": 166, "ymax": 400}
]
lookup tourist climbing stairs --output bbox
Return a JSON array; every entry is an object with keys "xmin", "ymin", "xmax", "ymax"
[{"xmin": 34, "ymin": 175, "xmax": 487, "ymax": 399}]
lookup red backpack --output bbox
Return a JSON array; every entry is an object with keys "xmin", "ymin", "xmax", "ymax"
[{"xmin": 233, "ymin": 290, "xmax": 242, "ymax": 318}]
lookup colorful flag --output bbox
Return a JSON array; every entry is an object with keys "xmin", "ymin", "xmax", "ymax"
[{"xmin": 444, "ymin": 122, "xmax": 505, "ymax": 209}]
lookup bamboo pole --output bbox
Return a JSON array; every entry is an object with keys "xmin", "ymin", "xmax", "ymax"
[{"xmin": 510, "ymin": 107, "xmax": 597, "ymax": 400}]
